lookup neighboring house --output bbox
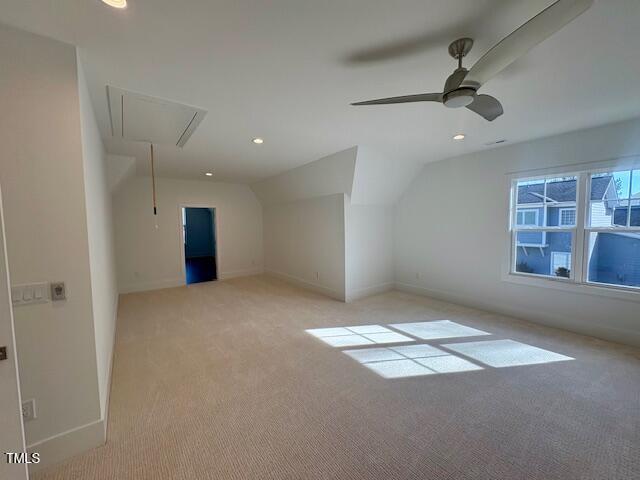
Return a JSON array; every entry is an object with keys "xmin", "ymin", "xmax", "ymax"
[{"xmin": 515, "ymin": 176, "xmax": 640, "ymax": 287}]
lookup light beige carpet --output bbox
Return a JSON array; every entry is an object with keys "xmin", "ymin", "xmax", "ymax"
[{"xmin": 34, "ymin": 275, "xmax": 640, "ymax": 479}]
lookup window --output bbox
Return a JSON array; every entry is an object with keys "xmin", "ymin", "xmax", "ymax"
[
  {"xmin": 516, "ymin": 209, "xmax": 538, "ymax": 226},
  {"xmin": 586, "ymin": 169, "xmax": 640, "ymax": 288},
  {"xmin": 509, "ymin": 168, "xmax": 640, "ymax": 292},
  {"xmin": 559, "ymin": 208, "xmax": 576, "ymax": 226},
  {"xmin": 512, "ymin": 177, "xmax": 576, "ymax": 278}
]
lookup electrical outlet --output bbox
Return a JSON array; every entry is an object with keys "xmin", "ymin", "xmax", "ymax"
[{"xmin": 22, "ymin": 399, "xmax": 36, "ymax": 422}]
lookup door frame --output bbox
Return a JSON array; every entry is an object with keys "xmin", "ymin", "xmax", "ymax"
[
  {"xmin": 0, "ymin": 186, "xmax": 29, "ymax": 480},
  {"xmin": 177, "ymin": 204, "xmax": 220, "ymax": 284}
]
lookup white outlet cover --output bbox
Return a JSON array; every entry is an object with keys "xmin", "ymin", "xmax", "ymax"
[{"xmin": 22, "ymin": 398, "xmax": 36, "ymax": 422}]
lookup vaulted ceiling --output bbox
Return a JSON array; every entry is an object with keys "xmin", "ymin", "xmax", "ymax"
[{"xmin": 1, "ymin": 0, "xmax": 639, "ymax": 183}]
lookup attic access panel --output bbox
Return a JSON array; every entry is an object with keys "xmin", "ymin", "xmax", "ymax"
[{"xmin": 107, "ymin": 86, "xmax": 207, "ymax": 147}]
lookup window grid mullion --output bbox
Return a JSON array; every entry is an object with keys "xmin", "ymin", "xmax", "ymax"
[
  {"xmin": 627, "ymin": 169, "xmax": 634, "ymax": 227},
  {"xmin": 543, "ymin": 180, "xmax": 548, "ymax": 227},
  {"xmin": 512, "ymin": 227, "xmax": 574, "ymax": 233},
  {"xmin": 575, "ymin": 172, "xmax": 589, "ymax": 283}
]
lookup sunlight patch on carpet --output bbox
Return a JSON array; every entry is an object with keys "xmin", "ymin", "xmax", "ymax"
[
  {"xmin": 443, "ymin": 339, "xmax": 574, "ymax": 367},
  {"xmin": 306, "ymin": 325, "xmax": 414, "ymax": 347},
  {"xmin": 389, "ymin": 320, "xmax": 490, "ymax": 340},
  {"xmin": 343, "ymin": 345, "xmax": 483, "ymax": 378}
]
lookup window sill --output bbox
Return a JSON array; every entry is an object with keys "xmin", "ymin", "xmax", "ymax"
[{"xmin": 502, "ymin": 271, "xmax": 640, "ymax": 303}]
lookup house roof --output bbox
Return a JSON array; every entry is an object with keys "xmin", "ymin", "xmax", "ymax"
[
  {"xmin": 590, "ymin": 175, "xmax": 614, "ymax": 200},
  {"xmin": 517, "ymin": 176, "xmax": 612, "ymax": 204}
]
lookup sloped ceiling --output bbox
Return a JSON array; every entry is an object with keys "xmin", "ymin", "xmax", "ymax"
[
  {"xmin": 350, "ymin": 147, "xmax": 423, "ymax": 205},
  {"xmin": 251, "ymin": 147, "xmax": 357, "ymax": 205},
  {"xmin": 251, "ymin": 145, "xmax": 421, "ymax": 206},
  {"xmin": 1, "ymin": 0, "xmax": 639, "ymax": 184}
]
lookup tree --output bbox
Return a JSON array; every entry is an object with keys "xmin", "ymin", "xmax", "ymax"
[{"xmin": 615, "ymin": 177, "xmax": 624, "ymax": 197}]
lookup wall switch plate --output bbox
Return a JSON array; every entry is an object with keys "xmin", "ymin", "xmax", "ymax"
[
  {"xmin": 11, "ymin": 282, "xmax": 50, "ymax": 307},
  {"xmin": 50, "ymin": 282, "xmax": 66, "ymax": 301},
  {"xmin": 22, "ymin": 399, "xmax": 36, "ymax": 422}
]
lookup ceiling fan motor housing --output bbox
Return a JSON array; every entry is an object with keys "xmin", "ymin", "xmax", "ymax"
[{"xmin": 443, "ymin": 88, "xmax": 476, "ymax": 108}]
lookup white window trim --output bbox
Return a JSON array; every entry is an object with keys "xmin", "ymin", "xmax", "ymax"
[{"xmin": 503, "ymin": 162, "xmax": 640, "ymax": 303}]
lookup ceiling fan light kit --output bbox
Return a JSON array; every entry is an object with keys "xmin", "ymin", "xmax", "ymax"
[
  {"xmin": 351, "ymin": 0, "xmax": 594, "ymax": 122},
  {"xmin": 443, "ymin": 88, "xmax": 476, "ymax": 108}
]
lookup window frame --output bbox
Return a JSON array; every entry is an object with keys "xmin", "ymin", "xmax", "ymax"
[
  {"xmin": 558, "ymin": 207, "xmax": 576, "ymax": 227},
  {"xmin": 510, "ymin": 175, "xmax": 578, "ymax": 282},
  {"xmin": 582, "ymin": 167, "xmax": 640, "ymax": 290},
  {"xmin": 516, "ymin": 208, "xmax": 539, "ymax": 227},
  {"xmin": 505, "ymin": 163, "xmax": 640, "ymax": 301}
]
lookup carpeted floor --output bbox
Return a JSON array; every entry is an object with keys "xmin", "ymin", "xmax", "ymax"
[{"xmin": 34, "ymin": 275, "xmax": 640, "ymax": 480}]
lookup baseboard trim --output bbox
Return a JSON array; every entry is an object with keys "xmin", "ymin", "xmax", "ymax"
[
  {"xmin": 266, "ymin": 269, "xmax": 345, "ymax": 301},
  {"xmin": 346, "ymin": 282, "xmax": 394, "ymax": 302},
  {"xmin": 219, "ymin": 268, "xmax": 264, "ymax": 280},
  {"xmin": 394, "ymin": 281, "xmax": 640, "ymax": 348},
  {"xmin": 118, "ymin": 277, "xmax": 184, "ymax": 294},
  {"xmin": 119, "ymin": 269, "xmax": 266, "ymax": 293},
  {"xmin": 27, "ymin": 418, "xmax": 105, "ymax": 473}
]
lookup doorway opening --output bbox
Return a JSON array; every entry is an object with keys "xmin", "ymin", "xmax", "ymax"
[{"xmin": 181, "ymin": 207, "xmax": 218, "ymax": 284}]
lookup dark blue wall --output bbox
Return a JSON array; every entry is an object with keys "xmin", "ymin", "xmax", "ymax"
[{"xmin": 185, "ymin": 208, "xmax": 216, "ymax": 259}]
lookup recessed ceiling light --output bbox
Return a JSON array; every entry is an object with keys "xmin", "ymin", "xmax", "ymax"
[
  {"xmin": 252, "ymin": 138, "xmax": 264, "ymax": 144},
  {"xmin": 205, "ymin": 172, "xmax": 213, "ymax": 177},
  {"xmin": 453, "ymin": 134, "xmax": 466, "ymax": 141},
  {"xmin": 101, "ymin": 0, "xmax": 127, "ymax": 8}
]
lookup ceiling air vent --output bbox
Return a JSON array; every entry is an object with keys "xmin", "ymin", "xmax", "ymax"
[
  {"xmin": 107, "ymin": 86, "xmax": 207, "ymax": 147},
  {"xmin": 484, "ymin": 139, "xmax": 507, "ymax": 146}
]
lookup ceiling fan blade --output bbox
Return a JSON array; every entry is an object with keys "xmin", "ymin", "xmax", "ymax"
[
  {"xmin": 462, "ymin": 0, "xmax": 594, "ymax": 88},
  {"xmin": 466, "ymin": 94, "xmax": 503, "ymax": 121},
  {"xmin": 351, "ymin": 93, "xmax": 442, "ymax": 105}
]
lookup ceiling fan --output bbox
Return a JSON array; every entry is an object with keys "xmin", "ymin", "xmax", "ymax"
[{"xmin": 351, "ymin": 0, "xmax": 594, "ymax": 121}]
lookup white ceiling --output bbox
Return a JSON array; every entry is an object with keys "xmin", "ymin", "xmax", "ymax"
[{"xmin": 1, "ymin": 0, "xmax": 639, "ymax": 184}]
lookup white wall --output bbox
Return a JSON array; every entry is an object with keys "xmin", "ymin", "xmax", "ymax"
[
  {"xmin": 77, "ymin": 56, "xmax": 118, "ymax": 418},
  {"xmin": 395, "ymin": 117, "xmax": 640, "ymax": 346},
  {"xmin": 264, "ymin": 194, "xmax": 346, "ymax": 300},
  {"xmin": 254, "ymin": 145, "xmax": 400, "ymax": 303},
  {"xmin": 114, "ymin": 176, "xmax": 263, "ymax": 293},
  {"xmin": 345, "ymin": 202, "xmax": 394, "ymax": 301},
  {"xmin": 0, "ymin": 25, "xmax": 105, "ymax": 467},
  {"xmin": 106, "ymin": 154, "xmax": 136, "ymax": 193}
]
